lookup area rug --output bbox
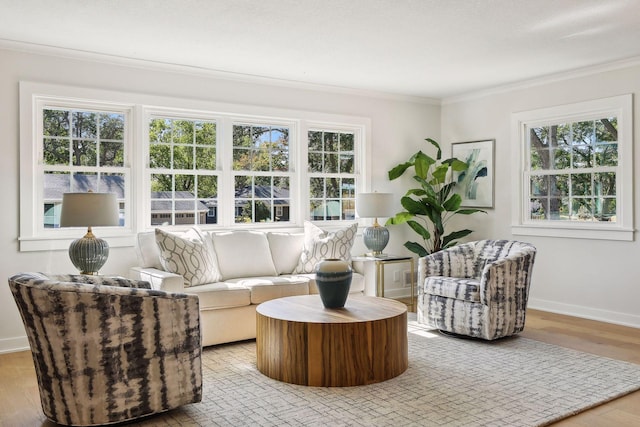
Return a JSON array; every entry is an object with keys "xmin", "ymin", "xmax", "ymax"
[{"xmin": 136, "ymin": 322, "xmax": 640, "ymax": 427}]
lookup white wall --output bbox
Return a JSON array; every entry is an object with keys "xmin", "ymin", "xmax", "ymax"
[
  {"xmin": 0, "ymin": 47, "xmax": 440, "ymax": 353},
  {"xmin": 441, "ymin": 63, "xmax": 640, "ymax": 328}
]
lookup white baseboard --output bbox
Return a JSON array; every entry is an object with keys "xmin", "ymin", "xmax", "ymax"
[
  {"xmin": 0, "ymin": 336, "xmax": 29, "ymax": 354},
  {"xmin": 528, "ymin": 297, "xmax": 640, "ymax": 329}
]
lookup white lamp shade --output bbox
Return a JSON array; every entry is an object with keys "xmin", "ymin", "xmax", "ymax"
[
  {"xmin": 356, "ymin": 192, "xmax": 396, "ymax": 218},
  {"xmin": 60, "ymin": 192, "xmax": 119, "ymax": 227}
]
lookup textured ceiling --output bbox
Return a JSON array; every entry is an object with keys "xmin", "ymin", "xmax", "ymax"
[{"xmin": 2, "ymin": 0, "xmax": 640, "ymax": 99}]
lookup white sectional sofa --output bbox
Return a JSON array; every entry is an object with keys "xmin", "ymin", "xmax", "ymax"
[{"xmin": 129, "ymin": 222, "xmax": 364, "ymax": 346}]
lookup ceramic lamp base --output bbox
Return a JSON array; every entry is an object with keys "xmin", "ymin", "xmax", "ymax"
[
  {"xmin": 363, "ymin": 224, "xmax": 389, "ymax": 256},
  {"xmin": 68, "ymin": 233, "xmax": 109, "ymax": 275}
]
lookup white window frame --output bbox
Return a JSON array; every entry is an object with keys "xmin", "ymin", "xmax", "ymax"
[
  {"xmin": 511, "ymin": 94, "xmax": 633, "ymax": 241},
  {"xmin": 19, "ymin": 81, "xmax": 371, "ymax": 251},
  {"xmin": 19, "ymin": 82, "xmax": 135, "ymax": 252}
]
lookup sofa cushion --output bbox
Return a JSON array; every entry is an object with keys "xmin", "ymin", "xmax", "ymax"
[
  {"xmin": 136, "ymin": 231, "xmax": 163, "ymax": 269},
  {"xmin": 293, "ymin": 222, "xmax": 358, "ymax": 274},
  {"xmin": 212, "ymin": 231, "xmax": 278, "ymax": 280},
  {"xmin": 225, "ymin": 276, "xmax": 310, "ymax": 304},
  {"xmin": 182, "ymin": 282, "xmax": 251, "ymax": 310},
  {"xmin": 291, "ymin": 272, "xmax": 365, "ymax": 295},
  {"xmin": 266, "ymin": 232, "xmax": 305, "ymax": 274},
  {"xmin": 155, "ymin": 227, "xmax": 222, "ymax": 287},
  {"xmin": 424, "ymin": 276, "xmax": 481, "ymax": 302}
]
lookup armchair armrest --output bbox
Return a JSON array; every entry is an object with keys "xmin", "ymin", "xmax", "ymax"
[
  {"xmin": 130, "ymin": 266, "xmax": 185, "ymax": 292},
  {"xmin": 479, "ymin": 249, "xmax": 536, "ymax": 305},
  {"xmin": 418, "ymin": 241, "xmax": 478, "ymax": 293}
]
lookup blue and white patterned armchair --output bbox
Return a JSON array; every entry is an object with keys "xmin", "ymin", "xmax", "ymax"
[
  {"xmin": 417, "ymin": 240, "xmax": 537, "ymax": 340},
  {"xmin": 9, "ymin": 273, "xmax": 202, "ymax": 426}
]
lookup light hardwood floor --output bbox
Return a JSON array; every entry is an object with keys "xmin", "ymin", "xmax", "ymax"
[{"xmin": 0, "ymin": 309, "xmax": 638, "ymax": 426}]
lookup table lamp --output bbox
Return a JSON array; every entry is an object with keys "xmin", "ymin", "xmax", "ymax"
[
  {"xmin": 356, "ymin": 192, "xmax": 395, "ymax": 256},
  {"xmin": 60, "ymin": 192, "xmax": 119, "ymax": 275}
]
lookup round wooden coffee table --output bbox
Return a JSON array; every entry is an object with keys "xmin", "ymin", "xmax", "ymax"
[{"xmin": 256, "ymin": 294, "xmax": 408, "ymax": 387}]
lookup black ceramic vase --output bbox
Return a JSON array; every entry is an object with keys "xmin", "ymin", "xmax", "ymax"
[{"xmin": 315, "ymin": 258, "xmax": 353, "ymax": 309}]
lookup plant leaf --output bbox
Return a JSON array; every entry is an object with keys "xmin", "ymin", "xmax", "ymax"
[
  {"xmin": 401, "ymin": 196, "xmax": 428, "ymax": 215},
  {"xmin": 425, "ymin": 138, "xmax": 442, "ymax": 160},
  {"xmin": 404, "ymin": 241, "xmax": 429, "ymax": 257},
  {"xmin": 443, "ymin": 193, "xmax": 462, "ymax": 211},
  {"xmin": 388, "ymin": 162, "xmax": 413, "ymax": 180},
  {"xmin": 442, "ymin": 229, "xmax": 473, "ymax": 247},
  {"xmin": 407, "ymin": 220, "xmax": 431, "ymax": 240},
  {"xmin": 413, "ymin": 152, "xmax": 435, "ymax": 180},
  {"xmin": 457, "ymin": 208, "xmax": 486, "ymax": 215},
  {"xmin": 451, "ymin": 158, "xmax": 468, "ymax": 171},
  {"xmin": 385, "ymin": 212, "xmax": 413, "ymax": 225},
  {"xmin": 432, "ymin": 164, "xmax": 449, "ymax": 184}
]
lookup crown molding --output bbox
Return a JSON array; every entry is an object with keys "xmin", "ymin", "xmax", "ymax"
[
  {"xmin": 442, "ymin": 55, "xmax": 640, "ymax": 105},
  {"xmin": 0, "ymin": 39, "xmax": 439, "ymax": 106}
]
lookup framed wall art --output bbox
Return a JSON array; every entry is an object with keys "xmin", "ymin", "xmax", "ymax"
[{"xmin": 451, "ymin": 139, "xmax": 494, "ymax": 208}]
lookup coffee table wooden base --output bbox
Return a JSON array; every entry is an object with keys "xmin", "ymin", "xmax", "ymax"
[{"xmin": 256, "ymin": 295, "xmax": 408, "ymax": 387}]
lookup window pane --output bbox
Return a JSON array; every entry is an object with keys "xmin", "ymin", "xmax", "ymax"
[
  {"xmin": 594, "ymin": 172, "xmax": 616, "ymax": 196},
  {"xmin": 44, "ymin": 110, "xmax": 69, "ymax": 137},
  {"xmin": 324, "ymin": 132, "xmax": 338, "ymax": 151},
  {"xmin": 149, "ymin": 118, "xmax": 172, "ymax": 143},
  {"xmin": 342, "ymin": 198, "xmax": 355, "ymax": 220},
  {"xmin": 326, "ymin": 178, "xmax": 339, "ymax": 198},
  {"xmin": 341, "ymin": 178, "xmax": 355, "ymax": 198},
  {"xmin": 340, "ymin": 153, "xmax": 354, "ymax": 173},
  {"xmin": 44, "ymin": 138, "xmax": 69, "ymax": 165},
  {"xmin": 571, "ymin": 198, "xmax": 594, "ymax": 221},
  {"xmin": 196, "ymin": 147, "xmax": 216, "ymax": 169},
  {"xmin": 530, "ymin": 148, "xmax": 549, "ymax": 170},
  {"xmin": 72, "ymin": 140, "xmax": 97, "ymax": 166},
  {"xmin": 549, "ymin": 197, "xmax": 569, "ymax": 220},
  {"xmin": 571, "ymin": 146, "xmax": 593, "ymax": 168},
  {"xmin": 150, "ymin": 144, "xmax": 171, "ymax": 169},
  {"xmin": 73, "ymin": 112, "xmax": 97, "ymax": 138},
  {"xmin": 552, "ymin": 148, "xmax": 570, "ymax": 169},
  {"xmin": 530, "ymin": 198, "xmax": 547, "ymax": 220},
  {"xmin": 324, "ymin": 153, "xmax": 338, "ymax": 173},
  {"xmin": 595, "ymin": 143, "xmax": 617, "ymax": 167},
  {"xmin": 195, "ymin": 121, "xmax": 216, "ymax": 145},
  {"xmin": 99, "ymin": 113, "xmax": 124, "ymax": 140},
  {"xmin": 572, "ymin": 121, "xmax": 594, "ymax": 145},
  {"xmin": 550, "ymin": 175, "xmax": 569, "ymax": 196},
  {"xmin": 530, "ymin": 175, "xmax": 548, "ymax": 196},
  {"xmin": 595, "ymin": 198, "xmax": 616, "ymax": 222},
  {"xmin": 571, "ymin": 174, "xmax": 591, "ymax": 196},
  {"xmin": 173, "ymin": 120, "xmax": 194, "ymax": 144},
  {"xmin": 173, "ymin": 145, "xmax": 193, "ymax": 170},
  {"xmin": 100, "ymin": 141, "xmax": 124, "ymax": 166},
  {"xmin": 595, "ymin": 117, "xmax": 617, "ymax": 142}
]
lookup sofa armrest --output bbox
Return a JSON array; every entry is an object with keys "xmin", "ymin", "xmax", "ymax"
[{"xmin": 129, "ymin": 266, "xmax": 185, "ymax": 293}]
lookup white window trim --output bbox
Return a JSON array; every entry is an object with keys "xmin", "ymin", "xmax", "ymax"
[
  {"xmin": 19, "ymin": 81, "xmax": 371, "ymax": 251},
  {"xmin": 510, "ymin": 94, "xmax": 634, "ymax": 241}
]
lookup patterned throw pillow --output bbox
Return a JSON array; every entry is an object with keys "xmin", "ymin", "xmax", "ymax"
[
  {"xmin": 155, "ymin": 227, "xmax": 222, "ymax": 287},
  {"xmin": 293, "ymin": 222, "xmax": 358, "ymax": 274}
]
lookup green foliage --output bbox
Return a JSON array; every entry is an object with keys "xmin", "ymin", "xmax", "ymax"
[{"xmin": 386, "ymin": 138, "xmax": 485, "ymax": 256}]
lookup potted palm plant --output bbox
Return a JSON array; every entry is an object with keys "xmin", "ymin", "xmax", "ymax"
[{"xmin": 386, "ymin": 138, "xmax": 485, "ymax": 256}]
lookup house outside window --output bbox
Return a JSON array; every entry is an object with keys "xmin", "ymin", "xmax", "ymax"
[{"xmin": 512, "ymin": 94, "xmax": 633, "ymax": 241}]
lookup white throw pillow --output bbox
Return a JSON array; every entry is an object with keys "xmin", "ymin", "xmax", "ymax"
[
  {"xmin": 267, "ymin": 232, "xmax": 305, "ymax": 275},
  {"xmin": 155, "ymin": 227, "xmax": 222, "ymax": 287},
  {"xmin": 212, "ymin": 231, "xmax": 278, "ymax": 280},
  {"xmin": 293, "ymin": 222, "xmax": 358, "ymax": 274}
]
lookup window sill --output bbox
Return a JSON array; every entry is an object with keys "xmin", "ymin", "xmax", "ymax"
[
  {"xmin": 19, "ymin": 234, "xmax": 136, "ymax": 252},
  {"xmin": 511, "ymin": 224, "xmax": 634, "ymax": 241}
]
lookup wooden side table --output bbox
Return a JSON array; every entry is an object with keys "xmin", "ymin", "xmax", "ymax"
[
  {"xmin": 256, "ymin": 295, "xmax": 408, "ymax": 387},
  {"xmin": 352, "ymin": 255, "xmax": 416, "ymax": 311}
]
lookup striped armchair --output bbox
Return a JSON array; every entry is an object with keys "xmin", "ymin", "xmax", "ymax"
[
  {"xmin": 417, "ymin": 240, "xmax": 537, "ymax": 340},
  {"xmin": 8, "ymin": 273, "xmax": 202, "ymax": 426}
]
